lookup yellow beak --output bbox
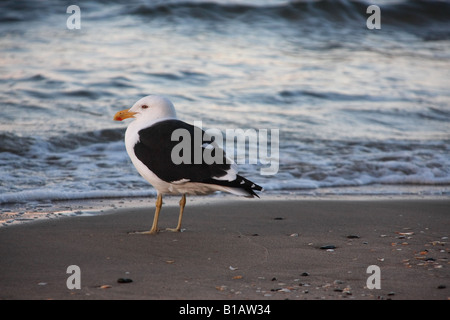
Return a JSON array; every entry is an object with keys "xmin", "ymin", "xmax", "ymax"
[{"xmin": 113, "ymin": 109, "xmax": 137, "ymax": 121}]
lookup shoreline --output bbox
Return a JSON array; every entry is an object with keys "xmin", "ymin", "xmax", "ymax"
[
  {"xmin": 0, "ymin": 198, "xmax": 448, "ymax": 300},
  {"xmin": 1, "ymin": 189, "xmax": 449, "ymax": 228}
]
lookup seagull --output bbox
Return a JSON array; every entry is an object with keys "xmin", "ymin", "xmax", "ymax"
[{"xmin": 113, "ymin": 95, "xmax": 262, "ymax": 234}]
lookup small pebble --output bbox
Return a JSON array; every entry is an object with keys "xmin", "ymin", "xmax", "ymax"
[
  {"xmin": 300, "ymin": 283, "xmax": 310, "ymax": 287},
  {"xmin": 300, "ymin": 272, "xmax": 309, "ymax": 277},
  {"xmin": 320, "ymin": 245, "xmax": 336, "ymax": 250},
  {"xmin": 342, "ymin": 287, "xmax": 352, "ymax": 295},
  {"xmin": 99, "ymin": 285, "xmax": 111, "ymax": 289}
]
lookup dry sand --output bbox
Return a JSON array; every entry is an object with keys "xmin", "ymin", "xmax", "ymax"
[{"xmin": 0, "ymin": 198, "xmax": 448, "ymax": 300}]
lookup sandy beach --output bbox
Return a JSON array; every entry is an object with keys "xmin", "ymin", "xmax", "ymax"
[{"xmin": 0, "ymin": 198, "xmax": 448, "ymax": 300}]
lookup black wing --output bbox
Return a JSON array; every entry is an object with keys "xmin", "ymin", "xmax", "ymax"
[{"xmin": 134, "ymin": 119, "xmax": 231, "ymax": 183}]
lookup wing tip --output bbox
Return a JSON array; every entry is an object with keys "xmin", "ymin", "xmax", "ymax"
[{"xmin": 239, "ymin": 176, "xmax": 263, "ymax": 198}]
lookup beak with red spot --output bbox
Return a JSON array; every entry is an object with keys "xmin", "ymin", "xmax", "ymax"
[{"xmin": 113, "ymin": 109, "xmax": 137, "ymax": 121}]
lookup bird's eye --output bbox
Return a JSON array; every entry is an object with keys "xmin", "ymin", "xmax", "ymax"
[{"xmin": 142, "ymin": 105, "xmax": 149, "ymax": 109}]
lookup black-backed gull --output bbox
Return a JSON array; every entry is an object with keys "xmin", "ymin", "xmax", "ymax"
[{"xmin": 113, "ymin": 95, "xmax": 262, "ymax": 234}]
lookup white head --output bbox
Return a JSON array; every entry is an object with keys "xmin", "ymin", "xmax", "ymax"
[{"xmin": 113, "ymin": 95, "xmax": 177, "ymax": 124}]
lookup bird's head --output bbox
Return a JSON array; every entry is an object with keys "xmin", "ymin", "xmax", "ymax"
[{"xmin": 113, "ymin": 95, "xmax": 177, "ymax": 123}]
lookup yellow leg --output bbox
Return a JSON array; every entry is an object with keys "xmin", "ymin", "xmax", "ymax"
[
  {"xmin": 166, "ymin": 194, "xmax": 186, "ymax": 232},
  {"xmin": 149, "ymin": 193, "xmax": 163, "ymax": 234},
  {"xmin": 132, "ymin": 193, "xmax": 162, "ymax": 235}
]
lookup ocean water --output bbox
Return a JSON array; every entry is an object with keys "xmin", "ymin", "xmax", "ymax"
[{"xmin": 1, "ymin": 0, "xmax": 450, "ymax": 212}]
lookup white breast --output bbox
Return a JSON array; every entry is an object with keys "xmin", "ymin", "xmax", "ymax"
[{"xmin": 125, "ymin": 121, "xmax": 173, "ymax": 194}]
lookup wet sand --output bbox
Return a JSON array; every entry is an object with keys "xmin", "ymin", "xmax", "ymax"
[{"xmin": 0, "ymin": 198, "xmax": 448, "ymax": 300}]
